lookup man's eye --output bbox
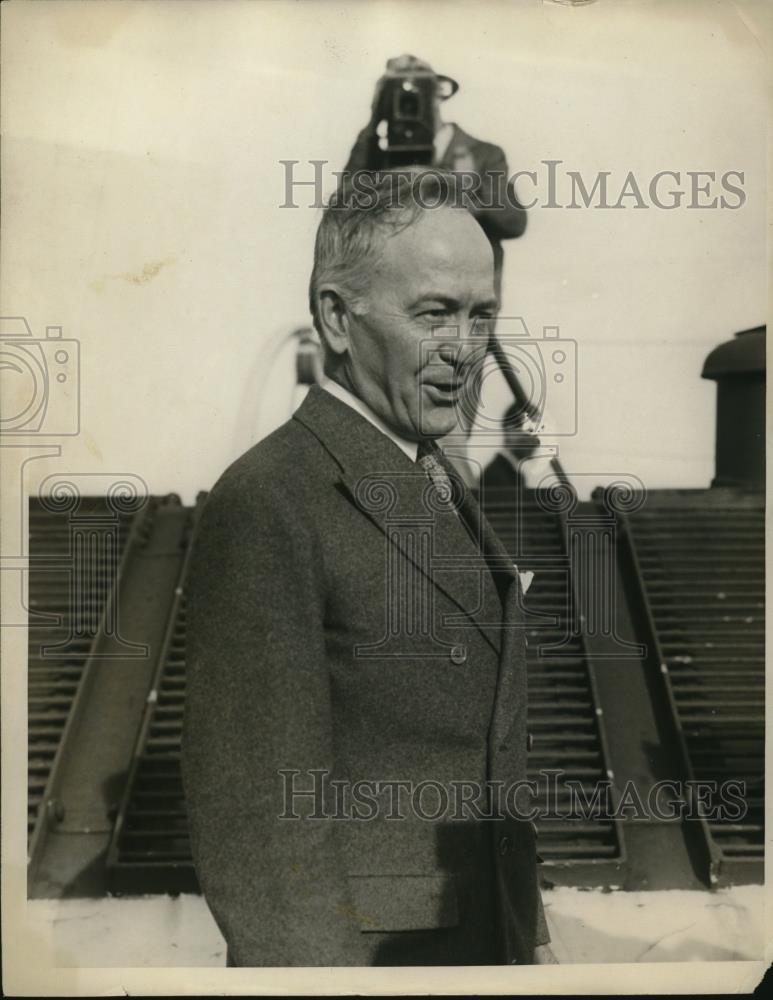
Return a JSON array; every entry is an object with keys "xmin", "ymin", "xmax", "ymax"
[{"xmin": 422, "ymin": 309, "xmax": 450, "ymax": 318}]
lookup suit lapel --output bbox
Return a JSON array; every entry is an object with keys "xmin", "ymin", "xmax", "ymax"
[
  {"xmin": 433, "ymin": 449, "xmax": 529, "ymax": 750},
  {"xmin": 294, "ymin": 387, "xmax": 504, "ymax": 655},
  {"xmin": 435, "ymin": 447, "xmax": 519, "ymax": 592}
]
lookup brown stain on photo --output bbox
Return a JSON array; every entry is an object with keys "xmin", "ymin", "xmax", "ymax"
[
  {"xmin": 91, "ymin": 258, "xmax": 175, "ymax": 293},
  {"xmin": 83, "ymin": 432, "xmax": 103, "ymax": 462},
  {"xmin": 121, "ymin": 259, "xmax": 175, "ymax": 286}
]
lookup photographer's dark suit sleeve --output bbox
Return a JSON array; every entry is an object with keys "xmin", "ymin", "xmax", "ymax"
[
  {"xmin": 343, "ymin": 126, "xmax": 378, "ymax": 175},
  {"xmin": 181, "ymin": 468, "xmax": 366, "ymax": 967},
  {"xmin": 463, "ymin": 137, "xmax": 527, "ymax": 240}
]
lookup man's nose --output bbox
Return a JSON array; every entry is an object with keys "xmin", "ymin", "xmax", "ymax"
[{"xmin": 435, "ymin": 334, "xmax": 479, "ymax": 370}]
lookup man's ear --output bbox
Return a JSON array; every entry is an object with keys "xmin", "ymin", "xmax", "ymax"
[{"xmin": 316, "ymin": 287, "xmax": 352, "ymax": 358}]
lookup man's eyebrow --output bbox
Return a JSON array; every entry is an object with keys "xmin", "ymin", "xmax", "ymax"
[
  {"xmin": 408, "ymin": 294, "xmax": 500, "ymax": 312},
  {"xmin": 408, "ymin": 294, "xmax": 461, "ymax": 310},
  {"xmin": 474, "ymin": 297, "xmax": 500, "ymax": 313}
]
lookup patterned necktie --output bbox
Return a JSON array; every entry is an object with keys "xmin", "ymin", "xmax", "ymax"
[
  {"xmin": 417, "ymin": 440, "xmax": 507, "ymax": 613},
  {"xmin": 416, "ymin": 440, "xmax": 456, "ymax": 507}
]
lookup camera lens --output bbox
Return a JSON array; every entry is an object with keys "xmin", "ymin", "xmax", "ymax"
[{"xmin": 397, "ymin": 92, "xmax": 420, "ymax": 118}]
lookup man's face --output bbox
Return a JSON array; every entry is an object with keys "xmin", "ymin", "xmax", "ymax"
[{"xmin": 344, "ymin": 206, "xmax": 497, "ymax": 441}]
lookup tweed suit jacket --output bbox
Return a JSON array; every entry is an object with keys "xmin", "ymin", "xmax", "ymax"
[{"xmin": 181, "ymin": 385, "xmax": 548, "ymax": 967}]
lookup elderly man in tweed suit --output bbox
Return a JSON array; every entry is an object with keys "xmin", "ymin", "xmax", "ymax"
[{"xmin": 181, "ymin": 172, "xmax": 555, "ymax": 967}]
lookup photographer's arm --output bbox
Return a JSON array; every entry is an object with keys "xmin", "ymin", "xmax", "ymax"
[
  {"xmin": 181, "ymin": 474, "xmax": 366, "ymax": 966},
  {"xmin": 468, "ymin": 143, "xmax": 528, "ymax": 240},
  {"xmin": 343, "ymin": 125, "xmax": 379, "ymax": 175}
]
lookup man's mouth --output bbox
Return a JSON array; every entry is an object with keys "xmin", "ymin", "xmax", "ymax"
[{"xmin": 423, "ymin": 381, "xmax": 462, "ymax": 404}]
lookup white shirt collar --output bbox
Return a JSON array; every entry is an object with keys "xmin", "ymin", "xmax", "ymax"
[
  {"xmin": 433, "ymin": 122, "xmax": 455, "ymax": 163},
  {"xmin": 320, "ymin": 378, "xmax": 418, "ymax": 462}
]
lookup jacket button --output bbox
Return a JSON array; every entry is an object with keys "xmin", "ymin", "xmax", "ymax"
[
  {"xmin": 499, "ymin": 835, "xmax": 510, "ymax": 856},
  {"xmin": 527, "ymin": 731, "xmax": 534, "ymax": 753},
  {"xmin": 450, "ymin": 644, "xmax": 467, "ymax": 665}
]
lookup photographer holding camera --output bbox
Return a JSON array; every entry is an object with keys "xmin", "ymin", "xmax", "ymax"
[{"xmin": 343, "ymin": 54, "xmax": 528, "ymax": 298}]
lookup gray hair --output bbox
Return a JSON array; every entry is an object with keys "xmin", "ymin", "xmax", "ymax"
[{"xmin": 308, "ymin": 169, "xmax": 461, "ymax": 334}]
